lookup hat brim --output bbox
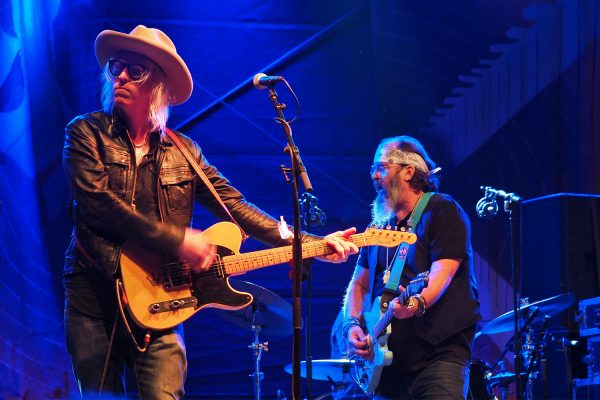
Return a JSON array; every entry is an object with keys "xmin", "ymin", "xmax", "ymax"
[{"xmin": 95, "ymin": 30, "xmax": 193, "ymax": 105}]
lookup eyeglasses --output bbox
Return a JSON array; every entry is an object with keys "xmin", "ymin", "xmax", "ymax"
[
  {"xmin": 370, "ymin": 162, "xmax": 405, "ymax": 175},
  {"xmin": 108, "ymin": 59, "xmax": 148, "ymax": 81}
]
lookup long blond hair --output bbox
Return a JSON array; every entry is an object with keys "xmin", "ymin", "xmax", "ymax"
[{"xmin": 100, "ymin": 62, "xmax": 172, "ymax": 132}]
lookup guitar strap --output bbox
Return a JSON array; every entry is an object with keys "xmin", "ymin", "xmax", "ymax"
[
  {"xmin": 380, "ymin": 192, "xmax": 433, "ymax": 311},
  {"xmin": 165, "ymin": 128, "xmax": 248, "ymax": 241}
]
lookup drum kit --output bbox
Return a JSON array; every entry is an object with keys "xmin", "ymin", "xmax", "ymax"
[
  {"xmin": 214, "ymin": 281, "xmax": 575, "ymax": 400},
  {"xmin": 213, "ymin": 280, "xmax": 362, "ymax": 400},
  {"xmin": 469, "ymin": 292, "xmax": 575, "ymax": 400},
  {"xmin": 210, "ymin": 280, "xmax": 293, "ymax": 400}
]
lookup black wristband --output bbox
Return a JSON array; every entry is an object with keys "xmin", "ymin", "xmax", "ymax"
[
  {"xmin": 413, "ymin": 294, "xmax": 426, "ymax": 317},
  {"xmin": 342, "ymin": 316, "xmax": 362, "ymax": 337}
]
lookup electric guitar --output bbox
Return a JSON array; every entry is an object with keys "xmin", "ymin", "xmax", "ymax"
[
  {"xmin": 355, "ymin": 272, "xmax": 429, "ymax": 395},
  {"xmin": 119, "ymin": 221, "xmax": 417, "ymax": 330}
]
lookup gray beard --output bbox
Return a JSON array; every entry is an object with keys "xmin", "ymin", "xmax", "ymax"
[{"xmin": 371, "ymin": 184, "xmax": 402, "ymax": 226}]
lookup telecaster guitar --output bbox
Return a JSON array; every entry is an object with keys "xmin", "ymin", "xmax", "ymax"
[
  {"xmin": 119, "ymin": 222, "xmax": 417, "ymax": 330},
  {"xmin": 356, "ymin": 272, "xmax": 429, "ymax": 395}
]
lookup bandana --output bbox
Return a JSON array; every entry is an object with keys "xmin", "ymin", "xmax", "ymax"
[{"xmin": 378, "ymin": 148, "xmax": 430, "ymax": 173}]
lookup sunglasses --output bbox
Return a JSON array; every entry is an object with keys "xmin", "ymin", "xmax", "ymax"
[
  {"xmin": 370, "ymin": 162, "xmax": 405, "ymax": 175},
  {"xmin": 108, "ymin": 59, "xmax": 148, "ymax": 81}
]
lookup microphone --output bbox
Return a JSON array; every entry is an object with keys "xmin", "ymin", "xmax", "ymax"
[
  {"xmin": 253, "ymin": 73, "xmax": 284, "ymax": 90},
  {"xmin": 476, "ymin": 195, "xmax": 498, "ymax": 219},
  {"xmin": 476, "ymin": 185, "xmax": 522, "ymax": 219}
]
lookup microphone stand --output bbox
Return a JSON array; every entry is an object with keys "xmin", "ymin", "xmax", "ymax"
[
  {"xmin": 477, "ymin": 186, "xmax": 523, "ymax": 399},
  {"xmin": 299, "ymin": 193, "xmax": 327, "ymax": 400},
  {"xmin": 505, "ymin": 198, "xmax": 523, "ymax": 400},
  {"xmin": 265, "ymin": 84, "xmax": 312, "ymax": 400}
]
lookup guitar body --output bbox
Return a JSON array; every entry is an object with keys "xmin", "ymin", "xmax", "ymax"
[
  {"xmin": 355, "ymin": 273, "xmax": 429, "ymax": 396},
  {"xmin": 120, "ymin": 222, "xmax": 252, "ymax": 330},
  {"xmin": 360, "ymin": 295, "xmax": 394, "ymax": 394}
]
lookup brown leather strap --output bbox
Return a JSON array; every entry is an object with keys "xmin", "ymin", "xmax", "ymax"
[{"xmin": 164, "ymin": 128, "xmax": 247, "ymax": 240}]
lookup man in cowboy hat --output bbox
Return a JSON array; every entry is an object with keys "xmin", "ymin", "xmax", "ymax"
[{"xmin": 63, "ymin": 25, "xmax": 358, "ymax": 398}]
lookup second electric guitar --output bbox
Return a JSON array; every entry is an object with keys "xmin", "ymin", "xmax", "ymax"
[{"xmin": 355, "ymin": 272, "xmax": 429, "ymax": 395}]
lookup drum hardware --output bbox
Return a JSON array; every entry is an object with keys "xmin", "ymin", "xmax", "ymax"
[
  {"xmin": 468, "ymin": 359, "xmax": 494, "ymax": 400},
  {"xmin": 249, "ymin": 319, "xmax": 268, "ymax": 400},
  {"xmin": 284, "ymin": 358, "xmax": 355, "ymax": 382},
  {"xmin": 490, "ymin": 361, "xmax": 513, "ymax": 400},
  {"xmin": 211, "ymin": 280, "xmax": 293, "ymax": 400},
  {"xmin": 478, "ymin": 293, "xmax": 575, "ymax": 400},
  {"xmin": 283, "ymin": 359, "xmax": 361, "ymax": 399},
  {"xmin": 480, "ymin": 293, "xmax": 574, "ymax": 336}
]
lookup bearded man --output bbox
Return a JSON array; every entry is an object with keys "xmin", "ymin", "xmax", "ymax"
[{"xmin": 343, "ymin": 136, "xmax": 480, "ymax": 399}]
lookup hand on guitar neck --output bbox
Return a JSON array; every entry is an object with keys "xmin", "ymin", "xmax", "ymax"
[
  {"xmin": 390, "ymin": 286, "xmax": 425, "ymax": 320},
  {"xmin": 317, "ymin": 227, "xmax": 359, "ymax": 263}
]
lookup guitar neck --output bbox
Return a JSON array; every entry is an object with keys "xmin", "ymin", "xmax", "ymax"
[
  {"xmin": 222, "ymin": 233, "xmax": 369, "ymax": 275},
  {"xmin": 372, "ymin": 291, "xmax": 409, "ymax": 338}
]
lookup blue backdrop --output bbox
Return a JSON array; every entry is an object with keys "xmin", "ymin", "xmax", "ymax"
[{"xmin": 1, "ymin": 0, "xmax": 599, "ymax": 398}]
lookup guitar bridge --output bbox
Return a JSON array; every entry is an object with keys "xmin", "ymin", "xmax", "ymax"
[{"xmin": 148, "ymin": 296, "xmax": 198, "ymax": 314}]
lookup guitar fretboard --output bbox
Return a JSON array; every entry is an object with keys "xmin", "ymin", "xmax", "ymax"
[
  {"xmin": 373, "ymin": 291, "xmax": 409, "ymax": 338},
  {"xmin": 221, "ymin": 233, "xmax": 369, "ymax": 275}
]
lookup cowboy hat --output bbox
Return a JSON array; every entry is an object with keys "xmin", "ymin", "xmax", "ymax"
[{"xmin": 95, "ymin": 25, "xmax": 193, "ymax": 105}]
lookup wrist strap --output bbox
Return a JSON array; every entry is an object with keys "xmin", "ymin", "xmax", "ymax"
[
  {"xmin": 165, "ymin": 128, "xmax": 247, "ymax": 241},
  {"xmin": 342, "ymin": 317, "xmax": 362, "ymax": 338}
]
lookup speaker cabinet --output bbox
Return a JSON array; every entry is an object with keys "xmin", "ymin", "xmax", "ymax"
[
  {"xmin": 521, "ymin": 193, "xmax": 600, "ymax": 398},
  {"xmin": 521, "ymin": 193, "xmax": 600, "ymax": 316}
]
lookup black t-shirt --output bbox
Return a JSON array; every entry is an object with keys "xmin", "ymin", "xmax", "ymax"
[{"xmin": 356, "ymin": 193, "xmax": 480, "ymax": 375}]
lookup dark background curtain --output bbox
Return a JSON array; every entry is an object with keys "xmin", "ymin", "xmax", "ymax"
[{"xmin": 1, "ymin": 0, "xmax": 598, "ymax": 398}]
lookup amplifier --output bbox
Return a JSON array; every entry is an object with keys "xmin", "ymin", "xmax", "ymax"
[
  {"xmin": 579, "ymin": 297, "xmax": 600, "ymax": 337},
  {"xmin": 573, "ymin": 376, "xmax": 600, "ymax": 399},
  {"xmin": 585, "ymin": 336, "xmax": 600, "ymax": 377}
]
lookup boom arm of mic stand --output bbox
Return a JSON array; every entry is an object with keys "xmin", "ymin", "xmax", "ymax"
[{"xmin": 278, "ymin": 118, "xmax": 313, "ymax": 192}]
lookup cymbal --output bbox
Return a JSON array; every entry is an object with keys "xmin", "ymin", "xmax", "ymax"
[
  {"xmin": 480, "ymin": 292, "xmax": 575, "ymax": 335},
  {"xmin": 284, "ymin": 359, "xmax": 355, "ymax": 382},
  {"xmin": 211, "ymin": 280, "xmax": 292, "ymax": 336},
  {"xmin": 488, "ymin": 371, "xmax": 516, "ymax": 387}
]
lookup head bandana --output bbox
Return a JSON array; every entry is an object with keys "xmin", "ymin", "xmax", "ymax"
[{"xmin": 378, "ymin": 148, "xmax": 430, "ymax": 173}]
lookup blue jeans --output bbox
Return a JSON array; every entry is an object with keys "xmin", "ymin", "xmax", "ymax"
[
  {"xmin": 65, "ymin": 305, "xmax": 187, "ymax": 399},
  {"xmin": 375, "ymin": 360, "xmax": 470, "ymax": 400}
]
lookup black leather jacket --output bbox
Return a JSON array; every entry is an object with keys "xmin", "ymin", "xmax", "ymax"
[{"xmin": 63, "ymin": 110, "xmax": 301, "ymax": 279}]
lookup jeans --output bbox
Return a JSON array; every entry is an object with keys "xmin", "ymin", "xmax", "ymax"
[
  {"xmin": 375, "ymin": 360, "xmax": 470, "ymax": 400},
  {"xmin": 65, "ymin": 305, "xmax": 187, "ymax": 399}
]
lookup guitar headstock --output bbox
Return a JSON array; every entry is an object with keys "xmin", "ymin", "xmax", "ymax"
[{"xmin": 363, "ymin": 227, "xmax": 417, "ymax": 247}]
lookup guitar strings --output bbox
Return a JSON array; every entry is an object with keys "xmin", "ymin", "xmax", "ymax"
[{"xmin": 161, "ymin": 231, "xmax": 409, "ymax": 283}]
